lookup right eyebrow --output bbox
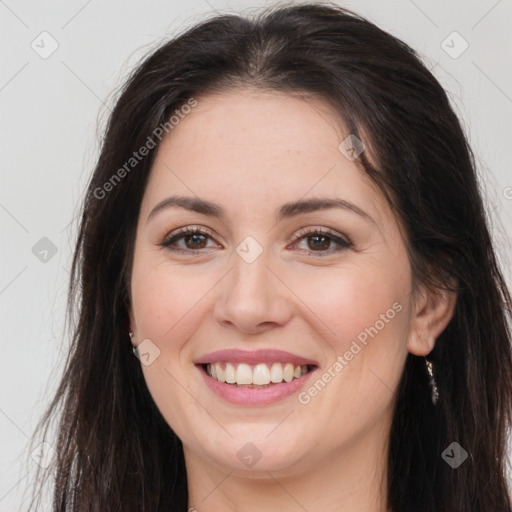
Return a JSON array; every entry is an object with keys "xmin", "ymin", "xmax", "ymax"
[{"xmin": 147, "ymin": 195, "xmax": 225, "ymax": 223}]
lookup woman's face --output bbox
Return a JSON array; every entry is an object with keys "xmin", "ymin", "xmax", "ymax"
[{"xmin": 129, "ymin": 89, "xmax": 421, "ymax": 477}]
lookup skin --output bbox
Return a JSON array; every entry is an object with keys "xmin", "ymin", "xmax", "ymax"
[{"xmin": 129, "ymin": 88, "xmax": 456, "ymax": 512}]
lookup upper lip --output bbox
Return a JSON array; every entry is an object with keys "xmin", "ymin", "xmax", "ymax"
[{"xmin": 194, "ymin": 349, "xmax": 319, "ymax": 367}]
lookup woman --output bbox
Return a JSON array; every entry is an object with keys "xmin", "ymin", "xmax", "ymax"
[{"xmin": 29, "ymin": 3, "xmax": 512, "ymax": 511}]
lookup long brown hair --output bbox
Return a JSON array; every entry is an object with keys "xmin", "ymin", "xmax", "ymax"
[{"xmin": 28, "ymin": 3, "xmax": 512, "ymax": 510}]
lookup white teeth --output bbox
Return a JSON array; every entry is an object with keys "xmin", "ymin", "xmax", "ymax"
[
  {"xmin": 270, "ymin": 362, "xmax": 283, "ymax": 383},
  {"xmin": 235, "ymin": 363, "xmax": 253, "ymax": 384},
  {"xmin": 253, "ymin": 363, "xmax": 271, "ymax": 385},
  {"xmin": 225, "ymin": 362, "xmax": 236, "ymax": 384},
  {"xmin": 214, "ymin": 362, "xmax": 225, "ymax": 382},
  {"xmin": 283, "ymin": 363, "xmax": 294, "ymax": 383},
  {"xmin": 206, "ymin": 362, "xmax": 310, "ymax": 386}
]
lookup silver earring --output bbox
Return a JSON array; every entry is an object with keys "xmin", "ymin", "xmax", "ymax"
[
  {"xmin": 425, "ymin": 357, "xmax": 439, "ymax": 405},
  {"xmin": 129, "ymin": 332, "xmax": 137, "ymax": 357}
]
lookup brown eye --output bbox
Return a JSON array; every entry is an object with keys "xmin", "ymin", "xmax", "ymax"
[
  {"xmin": 161, "ymin": 226, "xmax": 218, "ymax": 252},
  {"xmin": 307, "ymin": 235, "xmax": 331, "ymax": 251},
  {"xmin": 181, "ymin": 233, "xmax": 208, "ymax": 249},
  {"xmin": 291, "ymin": 228, "xmax": 352, "ymax": 256}
]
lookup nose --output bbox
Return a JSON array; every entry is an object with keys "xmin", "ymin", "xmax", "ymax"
[{"xmin": 213, "ymin": 247, "xmax": 293, "ymax": 335}]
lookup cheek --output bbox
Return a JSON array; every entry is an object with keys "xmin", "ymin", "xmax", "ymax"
[
  {"xmin": 130, "ymin": 260, "xmax": 212, "ymax": 434},
  {"xmin": 131, "ymin": 257, "xmax": 211, "ymax": 347},
  {"xmin": 292, "ymin": 258, "xmax": 410, "ymax": 414},
  {"xmin": 293, "ymin": 262, "xmax": 408, "ymax": 349}
]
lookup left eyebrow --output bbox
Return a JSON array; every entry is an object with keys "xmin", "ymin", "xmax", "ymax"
[{"xmin": 276, "ymin": 197, "xmax": 376, "ymax": 226}]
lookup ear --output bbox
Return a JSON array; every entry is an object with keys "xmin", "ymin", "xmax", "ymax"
[{"xmin": 407, "ymin": 284, "xmax": 457, "ymax": 356}]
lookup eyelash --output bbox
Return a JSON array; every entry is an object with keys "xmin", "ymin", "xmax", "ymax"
[{"xmin": 160, "ymin": 225, "xmax": 352, "ymax": 257}]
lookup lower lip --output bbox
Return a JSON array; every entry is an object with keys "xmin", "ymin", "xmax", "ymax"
[{"xmin": 197, "ymin": 365, "xmax": 317, "ymax": 406}]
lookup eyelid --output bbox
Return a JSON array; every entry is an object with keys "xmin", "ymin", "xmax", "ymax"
[
  {"xmin": 161, "ymin": 225, "xmax": 217, "ymax": 247},
  {"xmin": 290, "ymin": 226, "xmax": 351, "ymax": 245},
  {"xmin": 287, "ymin": 226, "xmax": 352, "ymax": 256}
]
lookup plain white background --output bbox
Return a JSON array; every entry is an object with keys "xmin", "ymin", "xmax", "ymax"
[{"xmin": 1, "ymin": 0, "xmax": 511, "ymax": 509}]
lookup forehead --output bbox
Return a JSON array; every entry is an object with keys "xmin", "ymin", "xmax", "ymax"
[
  {"xmin": 171, "ymin": 89, "xmax": 346, "ymax": 157},
  {"xmin": 139, "ymin": 89, "xmax": 389, "ymax": 230}
]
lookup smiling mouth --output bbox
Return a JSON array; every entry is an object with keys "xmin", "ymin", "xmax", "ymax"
[{"xmin": 200, "ymin": 362, "xmax": 316, "ymax": 388}]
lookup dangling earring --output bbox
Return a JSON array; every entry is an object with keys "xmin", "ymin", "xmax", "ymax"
[
  {"xmin": 129, "ymin": 332, "xmax": 138, "ymax": 358},
  {"xmin": 424, "ymin": 357, "xmax": 439, "ymax": 405}
]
